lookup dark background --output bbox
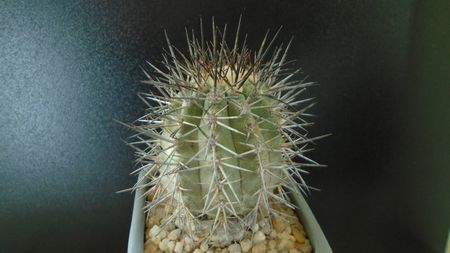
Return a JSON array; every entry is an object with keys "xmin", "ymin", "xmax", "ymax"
[{"xmin": 1, "ymin": 0, "xmax": 449, "ymax": 252}]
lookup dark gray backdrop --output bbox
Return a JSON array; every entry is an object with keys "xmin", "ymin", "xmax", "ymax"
[{"xmin": 1, "ymin": 0, "xmax": 449, "ymax": 252}]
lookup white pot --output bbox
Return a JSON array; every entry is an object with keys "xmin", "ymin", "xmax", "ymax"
[{"xmin": 127, "ymin": 170, "xmax": 333, "ymax": 253}]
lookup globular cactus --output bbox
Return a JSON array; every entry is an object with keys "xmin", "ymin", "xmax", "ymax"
[{"xmin": 129, "ymin": 18, "xmax": 324, "ymax": 247}]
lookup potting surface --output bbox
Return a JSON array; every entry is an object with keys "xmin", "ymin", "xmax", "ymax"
[{"xmin": 143, "ymin": 198, "xmax": 312, "ymax": 253}]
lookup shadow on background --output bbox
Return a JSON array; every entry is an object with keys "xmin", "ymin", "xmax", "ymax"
[{"xmin": 1, "ymin": 0, "xmax": 448, "ymax": 252}]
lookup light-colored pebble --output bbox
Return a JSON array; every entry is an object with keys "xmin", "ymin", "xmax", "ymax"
[
  {"xmin": 253, "ymin": 231, "xmax": 265, "ymax": 244},
  {"xmin": 228, "ymin": 243, "xmax": 241, "ymax": 253},
  {"xmin": 279, "ymin": 230, "xmax": 295, "ymax": 241},
  {"xmin": 298, "ymin": 241, "xmax": 312, "ymax": 253},
  {"xmin": 193, "ymin": 249, "xmax": 202, "ymax": 253},
  {"xmin": 184, "ymin": 236, "xmax": 194, "ymax": 251},
  {"xmin": 272, "ymin": 217, "xmax": 287, "ymax": 233},
  {"xmin": 147, "ymin": 216, "xmax": 159, "ymax": 226},
  {"xmin": 284, "ymin": 225, "xmax": 292, "ymax": 234},
  {"xmin": 292, "ymin": 227, "xmax": 306, "ymax": 243},
  {"xmin": 149, "ymin": 225, "xmax": 161, "ymax": 239},
  {"xmin": 144, "ymin": 243, "xmax": 158, "ymax": 253},
  {"xmin": 152, "ymin": 237, "xmax": 161, "ymax": 246},
  {"xmin": 158, "ymin": 238, "xmax": 169, "ymax": 251},
  {"xmin": 268, "ymin": 240, "xmax": 276, "ymax": 249},
  {"xmin": 251, "ymin": 243, "xmax": 266, "ymax": 253},
  {"xmin": 167, "ymin": 228, "xmax": 181, "ymax": 240},
  {"xmin": 174, "ymin": 241, "xmax": 184, "ymax": 253},
  {"xmin": 167, "ymin": 240, "xmax": 175, "ymax": 252},
  {"xmin": 278, "ymin": 238, "xmax": 294, "ymax": 251},
  {"xmin": 240, "ymin": 239, "xmax": 252, "ymax": 252},
  {"xmin": 155, "ymin": 229, "xmax": 167, "ymax": 240},
  {"xmin": 155, "ymin": 206, "xmax": 166, "ymax": 218}
]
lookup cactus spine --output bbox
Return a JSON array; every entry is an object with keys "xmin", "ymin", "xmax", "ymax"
[{"xmin": 130, "ymin": 18, "xmax": 323, "ymax": 246}]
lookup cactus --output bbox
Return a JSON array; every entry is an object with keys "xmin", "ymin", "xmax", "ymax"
[{"xmin": 129, "ymin": 18, "xmax": 325, "ymax": 247}]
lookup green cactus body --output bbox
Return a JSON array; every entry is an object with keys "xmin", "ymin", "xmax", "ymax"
[{"xmin": 131, "ymin": 19, "xmax": 323, "ymax": 246}]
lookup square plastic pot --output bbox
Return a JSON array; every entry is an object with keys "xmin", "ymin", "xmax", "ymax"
[{"xmin": 127, "ymin": 170, "xmax": 332, "ymax": 253}]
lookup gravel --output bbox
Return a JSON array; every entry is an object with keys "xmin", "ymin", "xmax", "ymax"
[{"xmin": 144, "ymin": 200, "xmax": 312, "ymax": 253}]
